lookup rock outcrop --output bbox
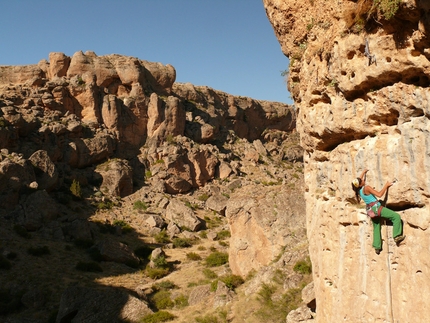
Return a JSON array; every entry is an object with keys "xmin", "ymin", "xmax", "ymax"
[
  {"xmin": 0, "ymin": 51, "xmax": 296, "ymax": 208},
  {"xmin": 264, "ymin": 1, "xmax": 430, "ymax": 322},
  {"xmin": 0, "ymin": 51, "xmax": 305, "ymax": 323}
]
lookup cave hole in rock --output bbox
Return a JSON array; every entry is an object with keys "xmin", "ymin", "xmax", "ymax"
[
  {"xmin": 407, "ymin": 106, "xmax": 424, "ymax": 118},
  {"xmin": 386, "ymin": 201, "xmax": 425, "ymax": 212},
  {"xmin": 386, "ymin": 57, "xmax": 392, "ymax": 62},
  {"xmin": 347, "ymin": 51, "xmax": 355, "ymax": 59},
  {"xmin": 368, "ymin": 108, "xmax": 399, "ymax": 126},
  {"xmin": 411, "ymin": 50, "xmax": 421, "ymax": 57},
  {"xmin": 351, "ymin": 71, "xmax": 355, "ymax": 78},
  {"xmin": 341, "ymin": 71, "xmax": 347, "ymax": 76},
  {"xmin": 316, "ymin": 130, "xmax": 368, "ymax": 152}
]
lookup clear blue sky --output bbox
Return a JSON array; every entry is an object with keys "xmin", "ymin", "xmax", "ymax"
[{"xmin": 1, "ymin": 0, "xmax": 292, "ymax": 104}]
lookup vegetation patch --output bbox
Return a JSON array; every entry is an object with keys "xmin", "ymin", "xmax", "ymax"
[
  {"xmin": 293, "ymin": 257, "xmax": 312, "ymax": 275},
  {"xmin": 186, "ymin": 252, "xmax": 202, "ymax": 261},
  {"xmin": 140, "ymin": 310, "xmax": 176, "ymax": 323},
  {"xmin": 219, "ymin": 274, "xmax": 244, "ymax": 290},
  {"xmin": 113, "ymin": 220, "xmax": 133, "ymax": 234},
  {"xmin": 194, "ymin": 311, "xmax": 227, "ymax": 323},
  {"xmin": 151, "ymin": 290, "xmax": 174, "ymax": 310},
  {"xmin": 205, "ymin": 252, "xmax": 228, "ymax": 267},
  {"xmin": 13, "ymin": 225, "xmax": 31, "ymax": 239},
  {"xmin": 216, "ymin": 230, "xmax": 231, "ymax": 240},
  {"xmin": 145, "ymin": 256, "xmax": 170, "ymax": 279},
  {"xmin": 203, "ymin": 268, "xmax": 218, "ymax": 279},
  {"xmin": 344, "ymin": 0, "xmax": 400, "ymax": 33},
  {"xmin": 134, "ymin": 200, "xmax": 148, "ymax": 211},
  {"xmin": 172, "ymin": 237, "xmax": 192, "ymax": 248},
  {"xmin": 154, "ymin": 230, "xmax": 170, "ymax": 244},
  {"xmin": 70, "ymin": 179, "xmax": 82, "ymax": 199},
  {"xmin": 255, "ymin": 283, "xmax": 301, "ymax": 322}
]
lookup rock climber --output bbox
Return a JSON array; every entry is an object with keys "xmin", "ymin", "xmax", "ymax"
[{"xmin": 352, "ymin": 169, "xmax": 405, "ymax": 254}]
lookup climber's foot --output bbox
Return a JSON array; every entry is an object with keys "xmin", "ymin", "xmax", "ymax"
[
  {"xmin": 375, "ymin": 248, "xmax": 382, "ymax": 255},
  {"xmin": 394, "ymin": 235, "xmax": 406, "ymax": 245}
]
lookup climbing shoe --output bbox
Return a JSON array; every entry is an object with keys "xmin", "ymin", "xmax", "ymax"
[
  {"xmin": 394, "ymin": 235, "xmax": 406, "ymax": 245},
  {"xmin": 375, "ymin": 249, "xmax": 382, "ymax": 255}
]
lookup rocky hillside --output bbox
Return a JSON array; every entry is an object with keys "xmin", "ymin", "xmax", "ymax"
[
  {"xmin": 0, "ymin": 51, "xmax": 309, "ymax": 322},
  {"xmin": 264, "ymin": 1, "xmax": 430, "ymax": 322}
]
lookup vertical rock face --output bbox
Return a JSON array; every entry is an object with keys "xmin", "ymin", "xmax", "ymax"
[{"xmin": 264, "ymin": 1, "xmax": 430, "ymax": 322}]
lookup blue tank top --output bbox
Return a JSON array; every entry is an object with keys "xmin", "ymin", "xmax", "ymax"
[{"xmin": 359, "ymin": 187, "xmax": 378, "ymax": 205}]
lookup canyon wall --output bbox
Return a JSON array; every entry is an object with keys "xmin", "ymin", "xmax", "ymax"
[{"xmin": 264, "ymin": 0, "xmax": 430, "ymax": 322}]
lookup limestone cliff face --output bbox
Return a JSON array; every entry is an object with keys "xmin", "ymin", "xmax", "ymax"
[{"xmin": 264, "ymin": 1, "xmax": 430, "ymax": 322}]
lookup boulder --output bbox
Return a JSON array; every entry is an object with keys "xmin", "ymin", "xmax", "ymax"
[
  {"xmin": 165, "ymin": 199, "xmax": 203, "ymax": 232},
  {"xmin": 188, "ymin": 285, "xmax": 211, "ymax": 306},
  {"xmin": 95, "ymin": 158, "xmax": 133, "ymax": 197},
  {"xmin": 48, "ymin": 52, "xmax": 71, "ymax": 78},
  {"xmin": 28, "ymin": 149, "xmax": 58, "ymax": 191},
  {"xmin": 206, "ymin": 194, "xmax": 229, "ymax": 216},
  {"xmin": 56, "ymin": 286, "xmax": 152, "ymax": 323},
  {"xmin": 146, "ymin": 215, "xmax": 166, "ymax": 229},
  {"xmin": 22, "ymin": 190, "xmax": 58, "ymax": 231},
  {"xmin": 95, "ymin": 239, "xmax": 140, "ymax": 268}
]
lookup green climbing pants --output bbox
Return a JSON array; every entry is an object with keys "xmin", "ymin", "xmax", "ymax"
[{"xmin": 371, "ymin": 207, "xmax": 403, "ymax": 250}]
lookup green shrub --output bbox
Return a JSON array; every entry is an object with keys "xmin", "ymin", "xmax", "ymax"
[
  {"xmin": 140, "ymin": 311, "xmax": 175, "ymax": 323},
  {"xmin": 152, "ymin": 290, "xmax": 174, "ymax": 310},
  {"xmin": 202, "ymin": 268, "xmax": 218, "ymax": 279},
  {"xmin": 75, "ymin": 261, "xmax": 103, "ymax": 272},
  {"xmin": 133, "ymin": 200, "xmax": 148, "ymax": 211},
  {"xmin": 210, "ymin": 280, "xmax": 218, "ymax": 292},
  {"xmin": 154, "ymin": 280, "xmax": 176, "ymax": 290},
  {"xmin": 195, "ymin": 313, "xmax": 220, "ymax": 323},
  {"xmin": 218, "ymin": 241, "xmax": 228, "ymax": 247},
  {"xmin": 13, "ymin": 225, "xmax": 30, "ymax": 239},
  {"xmin": 173, "ymin": 294, "xmax": 188, "ymax": 308},
  {"xmin": 97, "ymin": 200, "xmax": 114, "ymax": 210},
  {"xmin": 255, "ymin": 283, "xmax": 302, "ymax": 322},
  {"xmin": 205, "ymin": 252, "xmax": 228, "ymax": 267},
  {"xmin": 204, "ymin": 216, "xmax": 223, "ymax": 229},
  {"xmin": 145, "ymin": 170, "xmax": 152, "ymax": 179},
  {"xmin": 113, "ymin": 220, "xmax": 133, "ymax": 233},
  {"xmin": 172, "ymin": 237, "xmax": 192, "ymax": 248},
  {"xmin": 293, "ymin": 258, "xmax": 312, "ymax": 274},
  {"xmin": 219, "ymin": 274, "xmax": 244, "ymax": 290},
  {"xmin": 216, "ymin": 230, "xmax": 231, "ymax": 240},
  {"xmin": 152, "ymin": 256, "xmax": 168, "ymax": 268},
  {"xmin": 0, "ymin": 255, "xmax": 11, "ymax": 270},
  {"xmin": 70, "ymin": 179, "xmax": 82, "ymax": 199},
  {"xmin": 186, "ymin": 252, "xmax": 202, "ymax": 261},
  {"xmin": 198, "ymin": 193, "xmax": 210, "ymax": 201},
  {"xmin": 146, "ymin": 267, "xmax": 170, "ymax": 280},
  {"xmin": 27, "ymin": 246, "xmax": 50, "ymax": 256},
  {"xmin": 154, "ymin": 230, "xmax": 170, "ymax": 244}
]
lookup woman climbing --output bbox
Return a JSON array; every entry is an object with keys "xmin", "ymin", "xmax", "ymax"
[{"xmin": 352, "ymin": 169, "xmax": 405, "ymax": 254}]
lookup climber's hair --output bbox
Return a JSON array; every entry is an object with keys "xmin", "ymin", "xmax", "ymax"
[{"xmin": 351, "ymin": 177, "xmax": 362, "ymax": 203}]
